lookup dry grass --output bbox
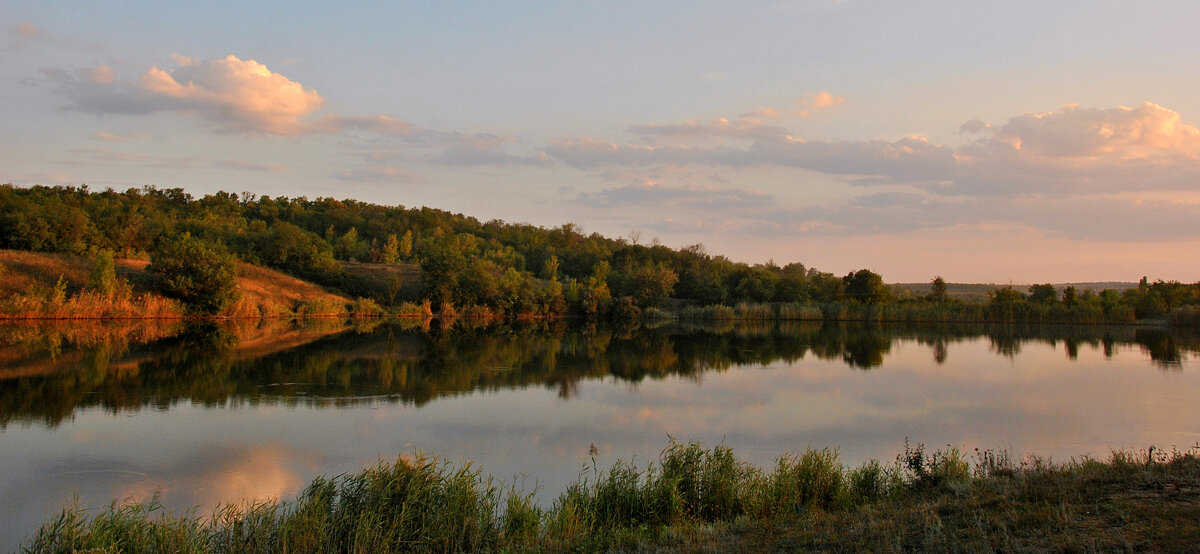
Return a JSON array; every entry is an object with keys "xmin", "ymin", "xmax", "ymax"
[{"xmin": 0, "ymin": 250, "xmax": 350, "ymax": 319}]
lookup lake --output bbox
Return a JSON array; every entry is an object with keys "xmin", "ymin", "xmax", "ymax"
[{"xmin": 1, "ymin": 318, "xmax": 1198, "ymax": 548}]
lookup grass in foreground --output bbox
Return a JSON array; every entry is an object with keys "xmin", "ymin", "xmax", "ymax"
[{"xmin": 21, "ymin": 441, "xmax": 1200, "ymax": 553}]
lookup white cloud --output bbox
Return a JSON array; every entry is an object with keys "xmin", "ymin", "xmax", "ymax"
[
  {"xmin": 47, "ymin": 54, "xmax": 323, "ymax": 134},
  {"xmin": 137, "ymin": 55, "xmax": 323, "ymax": 134}
]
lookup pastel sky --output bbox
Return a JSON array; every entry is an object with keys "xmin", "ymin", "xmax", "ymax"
[{"xmin": 4, "ymin": 0, "xmax": 1200, "ymax": 283}]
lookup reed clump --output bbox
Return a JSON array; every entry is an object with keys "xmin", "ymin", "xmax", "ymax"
[{"xmin": 21, "ymin": 441, "xmax": 1200, "ymax": 553}]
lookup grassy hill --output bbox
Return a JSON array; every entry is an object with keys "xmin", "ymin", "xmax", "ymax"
[{"xmin": 0, "ymin": 250, "xmax": 351, "ymax": 319}]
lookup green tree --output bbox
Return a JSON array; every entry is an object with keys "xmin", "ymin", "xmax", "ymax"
[
  {"xmin": 381, "ymin": 233, "xmax": 401, "ymax": 264},
  {"xmin": 632, "ymin": 263, "xmax": 678, "ymax": 307},
  {"xmin": 1028, "ymin": 283, "xmax": 1056, "ymax": 304},
  {"xmin": 87, "ymin": 249, "xmax": 117, "ymax": 296},
  {"xmin": 542, "ymin": 255, "xmax": 560, "ymax": 281},
  {"xmin": 1061, "ymin": 286, "xmax": 1078, "ymax": 307},
  {"xmin": 398, "ymin": 230, "xmax": 413, "ymax": 260},
  {"xmin": 843, "ymin": 269, "xmax": 890, "ymax": 304},
  {"xmin": 147, "ymin": 235, "xmax": 239, "ymax": 315}
]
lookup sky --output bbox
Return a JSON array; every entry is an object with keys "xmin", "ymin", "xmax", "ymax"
[{"xmin": 3, "ymin": 0, "xmax": 1200, "ymax": 283}]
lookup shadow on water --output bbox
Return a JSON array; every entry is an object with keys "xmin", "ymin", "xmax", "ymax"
[{"xmin": 1, "ymin": 318, "xmax": 1197, "ymax": 427}]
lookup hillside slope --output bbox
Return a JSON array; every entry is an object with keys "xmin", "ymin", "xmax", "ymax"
[{"xmin": 0, "ymin": 250, "xmax": 350, "ymax": 319}]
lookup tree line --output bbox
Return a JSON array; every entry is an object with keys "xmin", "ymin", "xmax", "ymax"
[{"xmin": 2, "ymin": 184, "xmax": 1198, "ymax": 322}]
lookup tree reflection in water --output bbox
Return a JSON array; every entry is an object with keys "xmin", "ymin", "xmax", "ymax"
[{"xmin": 1, "ymin": 319, "xmax": 1196, "ymax": 427}]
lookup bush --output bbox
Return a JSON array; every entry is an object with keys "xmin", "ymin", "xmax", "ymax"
[{"xmin": 147, "ymin": 235, "xmax": 239, "ymax": 315}]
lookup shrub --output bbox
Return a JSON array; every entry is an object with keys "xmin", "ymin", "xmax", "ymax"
[{"xmin": 147, "ymin": 236, "xmax": 239, "ymax": 315}]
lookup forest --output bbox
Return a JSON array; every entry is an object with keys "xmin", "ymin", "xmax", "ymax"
[{"xmin": 2, "ymin": 183, "xmax": 1200, "ymax": 324}]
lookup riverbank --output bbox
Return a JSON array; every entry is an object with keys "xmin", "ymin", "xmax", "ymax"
[{"xmin": 21, "ymin": 441, "xmax": 1200, "ymax": 553}]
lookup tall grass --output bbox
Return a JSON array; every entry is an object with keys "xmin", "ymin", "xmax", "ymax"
[{"xmin": 21, "ymin": 440, "xmax": 1200, "ymax": 553}]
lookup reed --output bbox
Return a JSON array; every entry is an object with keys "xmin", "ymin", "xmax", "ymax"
[{"xmin": 21, "ymin": 440, "xmax": 1200, "ymax": 553}]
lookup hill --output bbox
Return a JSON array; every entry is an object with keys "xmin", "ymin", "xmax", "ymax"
[{"xmin": 0, "ymin": 250, "xmax": 350, "ymax": 319}]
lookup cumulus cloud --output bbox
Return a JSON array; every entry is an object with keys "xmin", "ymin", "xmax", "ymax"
[
  {"xmin": 950, "ymin": 102, "xmax": 1200, "ymax": 194},
  {"xmin": 46, "ymin": 54, "xmax": 323, "ymax": 134},
  {"xmin": 42, "ymin": 53, "xmax": 551, "ymax": 168},
  {"xmin": 137, "ymin": 54, "xmax": 324, "ymax": 134}
]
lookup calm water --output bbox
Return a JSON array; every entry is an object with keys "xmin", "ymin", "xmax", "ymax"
[{"xmin": 1, "ymin": 318, "xmax": 1198, "ymax": 548}]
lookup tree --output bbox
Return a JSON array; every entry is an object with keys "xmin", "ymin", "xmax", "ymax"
[
  {"xmin": 542, "ymin": 255, "xmax": 559, "ymax": 281},
  {"xmin": 632, "ymin": 263, "xmax": 678, "ymax": 307},
  {"xmin": 381, "ymin": 233, "xmax": 401, "ymax": 264},
  {"xmin": 87, "ymin": 249, "xmax": 117, "ymax": 296},
  {"xmin": 147, "ymin": 235, "xmax": 239, "ymax": 315},
  {"xmin": 1027, "ymin": 283, "xmax": 1056, "ymax": 305},
  {"xmin": 843, "ymin": 269, "xmax": 890, "ymax": 304},
  {"xmin": 398, "ymin": 230, "xmax": 413, "ymax": 260},
  {"xmin": 929, "ymin": 276, "xmax": 947, "ymax": 302}
]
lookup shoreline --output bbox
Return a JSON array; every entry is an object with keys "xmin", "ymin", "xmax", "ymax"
[{"xmin": 19, "ymin": 440, "xmax": 1200, "ymax": 552}]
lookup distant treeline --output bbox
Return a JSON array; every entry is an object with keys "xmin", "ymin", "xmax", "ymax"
[{"xmin": 2, "ymin": 184, "xmax": 1199, "ymax": 323}]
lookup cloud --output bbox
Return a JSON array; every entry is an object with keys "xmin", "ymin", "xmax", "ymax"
[
  {"xmin": 137, "ymin": 54, "xmax": 323, "ymax": 134},
  {"xmin": 431, "ymin": 133, "xmax": 552, "ymax": 167},
  {"xmin": 547, "ymin": 131, "xmax": 954, "ymax": 183},
  {"xmin": 312, "ymin": 114, "xmax": 421, "ymax": 137},
  {"xmin": 42, "ymin": 53, "xmax": 550, "ymax": 168},
  {"xmin": 46, "ymin": 54, "xmax": 323, "ymax": 134},
  {"xmin": 89, "ymin": 131, "xmax": 150, "ymax": 142},
  {"xmin": 66, "ymin": 147, "xmax": 287, "ymax": 172},
  {"xmin": 950, "ymin": 102, "xmax": 1200, "ymax": 195},
  {"xmin": 630, "ymin": 116, "xmax": 791, "ymax": 142},
  {"xmin": 15, "ymin": 23, "xmax": 44, "ymax": 39},
  {"xmin": 333, "ymin": 167, "xmax": 427, "ymax": 184},
  {"xmin": 794, "ymin": 91, "xmax": 845, "ymax": 116},
  {"xmin": 578, "ymin": 179, "xmax": 775, "ymax": 211},
  {"xmin": 549, "ymin": 100, "xmax": 1200, "ymax": 195},
  {"xmin": 81, "ymin": 65, "xmax": 115, "ymax": 84}
]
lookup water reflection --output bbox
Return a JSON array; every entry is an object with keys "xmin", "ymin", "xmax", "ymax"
[
  {"xmin": 2, "ymin": 319, "xmax": 1199, "ymax": 549},
  {"xmin": 1, "ymin": 319, "xmax": 1196, "ymax": 428}
]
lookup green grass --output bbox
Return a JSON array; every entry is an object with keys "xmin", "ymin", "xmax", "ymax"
[{"xmin": 21, "ymin": 441, "xmax": 1200, "ymax": 553}]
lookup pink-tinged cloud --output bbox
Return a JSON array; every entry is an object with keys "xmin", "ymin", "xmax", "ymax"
[
  {"xmin": 548, "ymin": 131, "xmax": 954, "ymax": 182},
  {"xmin": 81, "ymin": 65, "xmax": 115, "ymax": 84},
  {"xmin": 550, "ymin": 101, "xmax": 1200, "ymax": 193},
  {"xmin": 793, "ymin": 91, "xmax": 845, "ymax": 116},
  {"xmin": 137, "ymin": 55, "xmax": 323, "ymax": 134},
  {"xmin": 15, "ymin": 23, "xmax": 44, "ymax": 39},
  {"xmin": 89, "ymin": 131, "xmax": 150, "ymax": 142},
  {"xmin": 630, "ymin": 116, "xmax": 791, "ymax": 142},
  {"xmin": 312, "ymin": 114, "xmax": 419, "ymax": 136},
  {"xmin": 807, "ymin": 91, "xmax": 844, "ymax": 109},
  {"xmin": 951, "ymin": 102, "xmax": 1200, "ymax": 194},
  {"xmin": 45, "ymin": 54, "xmax": 323, "ymax": 134}
]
